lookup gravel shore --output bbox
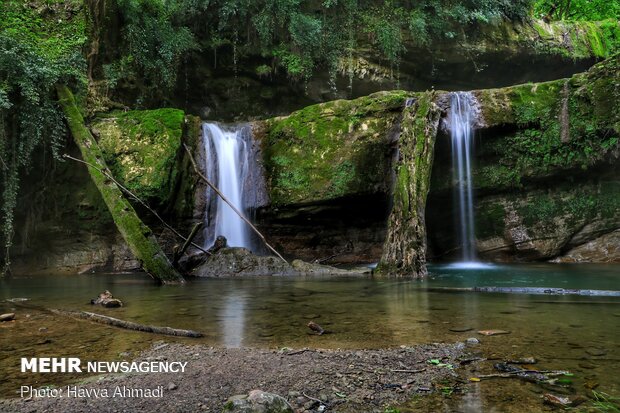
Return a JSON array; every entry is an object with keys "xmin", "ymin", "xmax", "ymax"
[{"xmin": 0, "ymin": 341, "xmax": 465, "ymax": 413}]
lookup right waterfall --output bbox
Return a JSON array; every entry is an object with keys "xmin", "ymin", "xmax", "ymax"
[{"xmin": 448, "ymin": 92, "xmax": 477, "ymax": 262}]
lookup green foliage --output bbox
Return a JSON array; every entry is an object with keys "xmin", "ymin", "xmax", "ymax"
[
  {"xmin": 0, "ymin": 0, "xmax": 86, "ymax": 272},
  {"xmin": 592, "ymin": 391, "xmax": 620, "ymax": 413},
  {"xmin": 533, "ymin": 0, "xmax": 620, "ymax": 21},
  {"xmin": 107, "ymin": 0, "xmax": 197, "ymax": 104},
  {"xmin": 105, "ymin": 0, "xmax": 535, "ymax": 96},
  {"xmin": 475, "ymin": 56, "xmax": 620, "ymax": 190}
]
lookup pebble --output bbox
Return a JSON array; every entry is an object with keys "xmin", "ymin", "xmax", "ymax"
[
  {"xmin": 465, "ymin": 337, "xmax": 480, "ymax": 346},
  {"xmin": 167, "ymin": 382, "xmax": 177, "ymax": 391}
]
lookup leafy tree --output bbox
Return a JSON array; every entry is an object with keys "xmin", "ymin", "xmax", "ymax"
[
  {"xmin": 534, "ymin": 0, "xmax": 620, "ymax": 21},
  {"xmin": 0, "ymin": 0, "xmax": 86, "ymax": 273}
]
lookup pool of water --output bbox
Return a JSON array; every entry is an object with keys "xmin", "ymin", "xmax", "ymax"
[{"xmin": 1, "ymin": 263, "xmax": 619, "ymax": 410}]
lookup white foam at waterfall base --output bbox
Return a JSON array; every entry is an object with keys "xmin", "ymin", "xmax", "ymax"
[{"xmin": 202, "ymin": 123, "xmax": 252, "ymax": 249}]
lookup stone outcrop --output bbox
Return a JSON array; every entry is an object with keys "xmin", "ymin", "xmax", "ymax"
[
  {"xmin": 9, "ymin": 55, "xmax": 619, "ymax": 274},
  {"xmin": 427, "ymin": 54, "xmax": 620, "ymax": 262},
  {"xmin": 191, "ymin": 248, "xmax": 369, "ymax": 277}
]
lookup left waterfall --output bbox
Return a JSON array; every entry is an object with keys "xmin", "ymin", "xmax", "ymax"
[{"xmin": 202, "ymin": 123, "xmax": 252, "ymax": 249}]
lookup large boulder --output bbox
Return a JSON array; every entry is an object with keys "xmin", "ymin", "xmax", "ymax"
[{"xmin": 191, "ymin": 248, "xmax": 368, "ymax": 277}]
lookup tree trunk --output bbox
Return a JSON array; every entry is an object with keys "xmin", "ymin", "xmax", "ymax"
[
  {"xmin": 56, "ymin": 85, "xmax": 184, "ymax": 284},
  {"xmin": 376, "ymin": 92, "xmax": 440, "ymax": 277}
]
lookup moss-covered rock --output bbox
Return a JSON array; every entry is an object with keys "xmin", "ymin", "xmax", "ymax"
[
  {"xmin": 58, "ymin": 85, "xmax": 184, "ymax": 283},
  {"xmin": 255, "ymin": 91, "xmax": 412, "ymax": 206},
  {"xmin": 93, "ymin": 108, "xmax": 185, "ymax": 206},
  {"xmin": 377, "ymin": 92, "xmax": 440, "ymax": 277},
  {"xmin": 471, "ymin": 54, "xmax": 619, "ymax": 190},
  {"xmin": 428, "ymin": 54, "xmax": 620, "ymax": 262},
  {"xmin": 495, "ymin": 19, "xmax": 620, "ymax": 59}
]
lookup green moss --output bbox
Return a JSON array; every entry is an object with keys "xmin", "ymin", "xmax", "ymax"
[
  {"xmin": 261, "ymin": 91, "xmax": 411, "ymax": 206},
  {"xmin": 377, "ymin": 92, "xmax": 440, "ymax": 277},
  {"xmin": 57, "ymin": 85, "xmax": 183, "ymax": 283},
  {"xmin": 518, "ymin": 181, "xmax": 620, "ymax": 231},
  {"xmin": 94, "ymin": 108, "xmax": 185, "ymax": 206},
  {"xmin": 473, "ymin": 55, "xmax": 619, "ymax": 190},
  {"xmin": 0, "ymin": 0, "xmax": 87, "ymax": 61}
]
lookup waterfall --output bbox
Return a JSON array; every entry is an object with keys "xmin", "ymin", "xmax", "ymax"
[
  {"xmin": 202, "ymin": 123, "xmax": 253, "ymax": 249},
  {"xmin": 448, "ymin": 92, "xmax": 477, "ymax": 262}
]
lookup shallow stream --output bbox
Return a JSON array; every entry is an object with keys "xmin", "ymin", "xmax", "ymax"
[{"xmin": 1, "ymin": 263, "xmax": 618, "ymax": 411}]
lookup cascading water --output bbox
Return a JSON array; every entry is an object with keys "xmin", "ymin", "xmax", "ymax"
[
  {"xmin": 202, "ymin": 123, "xmax": 252, "ymax": 249},
  {"xmin": 448, "ymin": 92, "xmax": 478, "ymax": 263}
]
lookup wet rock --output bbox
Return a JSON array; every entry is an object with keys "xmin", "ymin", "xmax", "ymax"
[
  {"xmin": 90, "ymin": 290, "xmax": 123, "ymax": 308},
  {"xmin": 307, "ymin": 321, "xmax": 325, "ymax": 335},
  {"xmin": 465, "ymin": 338, "xmax": 480, "ymax": 346},
  {"xmin": 508, "ymin": 357, "xmax": 536, "ymax": 364},
  {"xmin": 0, "ymin": 313, "xmax": 15, "ymax": 322},
  {"xmin": 477, "ymin": 329, "xmax": 510, "ymax": 336},
  {"xmin": 208, "ymin": 235, "xmax": 228, "ymax": 254},
  {"xmin": 449, "ymin": 326, "xmax": 473, "ymax": 332},
  {"xmin": 223, "ymin": 390, "xmax": 294, "ymax": 413},
  {"xmin": 192, "ymin": 248, "xmax": 365, "ymax": 277},
  {"xmin": 542, "ymin": 393, "xmax": 571, "ymax": 407},
  {"xmin": 585, "ymin": 348, "xmax": 606, "ymax": 356}
]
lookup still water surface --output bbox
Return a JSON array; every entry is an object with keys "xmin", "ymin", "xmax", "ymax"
[{"xmin": 1, "ymin": 263, "xmax": 618, "ymax": 410}]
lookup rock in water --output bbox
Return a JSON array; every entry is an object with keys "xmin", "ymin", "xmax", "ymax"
[
  {"xmin": 307, "ymin": 321, "xmax": 325, "ymax": 335},
  {"xmin": 0, "ymin": 313, "xmax": 15, "ymax": 322},
  {"xmin": 543, "ymin": 393, "xmax": 571, "ymax": 407},
  {"xmin": 90, "ymin": 290, "xmax": 123, "ymax": 308},
  {"xmin": 223, "ymin": 390, "xmax": 293, "ymax": 413}
]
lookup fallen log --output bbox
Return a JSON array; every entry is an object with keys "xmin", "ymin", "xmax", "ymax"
[
  {"xmin": 56, "ymin": 85, "xmax": 184, "ymax": 284},
  {"xmin": 49, "ymin": 309, "xmax": 204, "ymax": 338},
  {"xmin": 7, "ymin": 300, "xmax": 202, "ymax": 337}
]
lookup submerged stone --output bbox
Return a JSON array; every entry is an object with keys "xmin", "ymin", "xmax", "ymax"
[
  {"xmin": 449, "ymin": 327, "xmax": 474, "ymax": 332},
  {"xmin": 585, "ymin": 348, "xmax": 607, "ymax": 356},
  {"xmin": 477, "ymin": 330, "xmax": 510, "ymax": 336}
]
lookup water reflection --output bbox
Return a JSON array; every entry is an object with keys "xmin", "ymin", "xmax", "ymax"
[
  {"xmin": 1, "ymin": 264, "xmax": 619, "ymax": 408},
  {"xmin": 219, "ymin": 291, "xmax": 246, "ymax": 348}
]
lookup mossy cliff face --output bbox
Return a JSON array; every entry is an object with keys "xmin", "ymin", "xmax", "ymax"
[
  {"xmin": 254, "ymin": 91, "xmax": 411, "ymax": 207},
  {"xmin": 10, "ymin": 108, "xmax": 201, "ymax": 275},
  {"xmin": 92, "ymin": 108, "xmax": 185, "ymax": 208},
  {"xmin": 428, "ymin": 55, "xmax": 620, "ymax": 262}
]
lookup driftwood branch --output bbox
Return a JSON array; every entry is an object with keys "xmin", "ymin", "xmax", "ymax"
[
  {"xmin": 49, "ymin": 309, "xmax": 203, "ymax": 338},
  {"xmin": 9, "ymin": 300, "xmax": 202, "ymax": 337},
  {"xmin": 477, "ymin": 370, "xmax": 570, "ymax": 380},
  {"xmin": 63, "ymin": 154, "xmax": 211, "ymax": 257},
  {"xmin": 173, "ymin": 222, "xmax": 204, "ymax": 265},
  {"xmin": 183, "ymin": 143, "xmax": 289, "ymax": 265}
]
